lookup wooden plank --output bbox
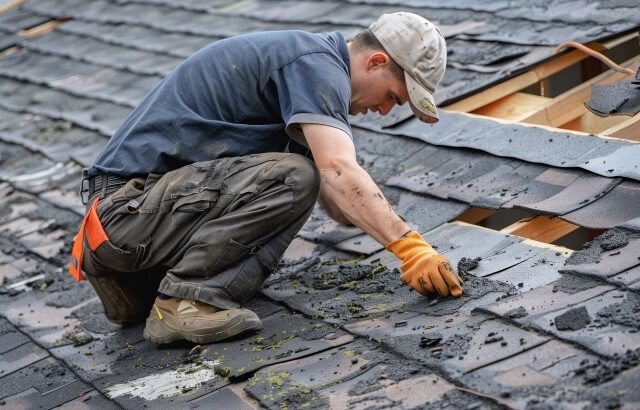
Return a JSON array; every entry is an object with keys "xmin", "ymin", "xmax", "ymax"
[
  {"xmin": 454, "ymin": 207, "xmax": 495, "ymax": 224},
  {"xmin": 501, "ymin": 216, "xmax": 579, "ymax": 243},
  {"xmin": 561, "ymin": 111, "xmax": 630, "ymax": 134},
  {"xmin": 602, "ymin": 114, "xmax": 640, "ymax": 141},
  {"xmin": 445, "ymin": 32, "xmax": 638, "ymax": 114},
  {"xmin": 0, "ymin": 0, "xmax": 26, "ymax": 14},
  {"xmin": 603, "ymin": 31, "xmax": 640, "ymax": 49},
  {"xmin": 444, "ymin": 46, "xmax": 606, "ymax": 113},
  {"xmin": 19, "ymin": 18, "xmax": 69, "ymax": 39},
  {"xmin": 518, "ymin": 55, "xmax": 640, "ymax": 127},
  {"xmin": 473, "ymin": 92, "xmax": 550, "ymax": 120}
]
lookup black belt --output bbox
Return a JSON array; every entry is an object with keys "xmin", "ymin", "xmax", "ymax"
[{"xmin": 80, "ymin": 174, "xmax": 129, "ymax": 204}]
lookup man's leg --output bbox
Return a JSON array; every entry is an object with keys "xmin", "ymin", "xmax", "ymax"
[{"xmin": 82, "ymin": 153, "xmax": 320, "ymax": 340}]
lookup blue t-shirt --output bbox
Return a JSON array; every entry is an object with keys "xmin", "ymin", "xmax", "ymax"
[{"xmin": 86, "ymin": 30, "xmax": 352, "ymax": 177}]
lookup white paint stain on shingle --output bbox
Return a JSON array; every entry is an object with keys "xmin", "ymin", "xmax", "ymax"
[{"xmin": 105, "ymin": 359, "xmax": 219, "ymax": 401}]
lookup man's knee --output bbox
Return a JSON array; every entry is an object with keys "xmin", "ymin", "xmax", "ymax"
[{"xmin": 281, "ymin": 154, "xmax": 320, "ymax": 208}]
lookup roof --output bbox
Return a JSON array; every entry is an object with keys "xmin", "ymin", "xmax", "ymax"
[{"xmin": 0, "ymin": 0, "xmax": 639, "ymax": 408}]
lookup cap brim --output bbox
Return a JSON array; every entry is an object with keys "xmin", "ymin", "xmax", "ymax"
[{"xmin": 405, "ymin": 71, "xmax": 439, "ymax": 123}]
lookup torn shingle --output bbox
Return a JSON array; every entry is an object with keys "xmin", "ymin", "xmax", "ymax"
[
  {"xmin": 527, "ymin": 290, "xmax": 640, "ymax": 357},
  {"xmin": 561, "ymin": 228, "xmax": 640, "ymax": 279},
  {"xmin": 586, "ymin": 69, "xmax": 640, "ymax": 117},
  {"xmin": 515, "ymin": 174, "xmax": 621, "ymax": 216},
  {"xmin": 370, "ymin": 111, "xmax": 640, "ymax": 182},
  {"xmin": 563, "ymin": 181, "xmax": 640, "ymax": 229}
]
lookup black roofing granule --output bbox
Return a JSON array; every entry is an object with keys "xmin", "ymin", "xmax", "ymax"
[
  {"xmin": 348, "ymin": 360, "xmax": 425, "ymax": 397},
  {"xmin": 244, "ymin": 372, "xmax": 328, "ymax": 410},
  {"xmin": 565, "ymin": 228, "xmax": 640, "ymax": 266},
  {"xmin": 596, "ymin": 292, "xmax": 640, "ymax": 328},
  {"xmin": 600, "ymin": 229, "xmax": 631, "ymax": 251},
  {"xmin": 574, "ymin": 348, "xmax": 640, "ymax": 386},
  {"xmin": 457, "ymin": 256, "xmax": 481, "ymax": 280},
  {"xmin": 424, "ymin": 277, "xmax": 518, "ymax": 316},
  {"xmin": 552, "ymin": 273, "xmax": 601, "ymax": 294},
  {"xmin": 439, "ymin": 334, "xmax": 473, "ymax": 360},
  {"xmin": 305, "ymin": 264, "xmax": 380, "ymax": 290},
  {"xmin": 419, "ymin": 389, "xmax": 507, "ymax": 410},
  {"xmin": 504, "ymin": 306, "xmax": 528, "ymax": 319},
  {"xmin": 554, "ymin": 306, "xmax": 591, "ymax": 331}
]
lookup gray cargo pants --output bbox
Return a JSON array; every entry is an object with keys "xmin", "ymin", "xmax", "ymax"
[{"xmin": 82, "ymin": 153, "xmax": 320, "ymax": 323}]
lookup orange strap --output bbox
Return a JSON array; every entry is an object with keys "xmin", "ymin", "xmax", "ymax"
[{"xmin": 68, "ymin": 199, "xmax": 109, "ymax": 281}]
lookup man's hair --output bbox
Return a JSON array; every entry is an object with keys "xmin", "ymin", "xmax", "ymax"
[{"xmin": 349, "ymin": 29, "xmax": 404, "ymax": 81}]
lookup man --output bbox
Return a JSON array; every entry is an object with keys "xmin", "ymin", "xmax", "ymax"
[{"xmin": 69, "ymin": 12, "xmax": 462, "ymax": 345}]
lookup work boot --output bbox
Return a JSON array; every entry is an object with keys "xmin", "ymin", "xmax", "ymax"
[{"xmin": 143, "ymin": 297, "xmax": 262, "ymax": 344}]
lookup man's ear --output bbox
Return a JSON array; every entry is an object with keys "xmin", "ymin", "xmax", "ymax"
[{"xmin": 366, "ymin": 52, "xmax": 390, "ymax": 71}]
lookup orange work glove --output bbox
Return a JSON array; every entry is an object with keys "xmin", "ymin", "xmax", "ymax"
[{"xmin": 387, "ymin": 230, "xmax": 463, "ymax": 297}]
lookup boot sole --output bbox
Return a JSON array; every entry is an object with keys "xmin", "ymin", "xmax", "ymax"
[{"xmin": 143, "ymin": 310, "xmax": 262, "ymax": 344}]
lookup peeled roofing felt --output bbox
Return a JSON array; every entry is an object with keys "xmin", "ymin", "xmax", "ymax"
[{"xmin": 0, "ymin": 0, "xmax": 640, "ymax": 408}]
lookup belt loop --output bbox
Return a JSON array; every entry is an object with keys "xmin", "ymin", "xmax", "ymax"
[
  {"xmin": 126, "ymin": 190, "xmax": 150, "ymax": 213},
  {"xmin": 80, "ymin": 177, "xmax": 90, "ymax": 205}
]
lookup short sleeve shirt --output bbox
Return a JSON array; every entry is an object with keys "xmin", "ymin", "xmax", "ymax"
[{"xmin": 86, "ymin": 30, "xmax": 351, "ymax": 177}]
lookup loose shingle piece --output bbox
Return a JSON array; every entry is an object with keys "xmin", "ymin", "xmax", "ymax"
[{"xmin": 586, "ymin": 69, "xmax": 640, "ymax": 117}]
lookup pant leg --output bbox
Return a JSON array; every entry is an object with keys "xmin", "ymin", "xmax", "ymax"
[
  {"xmin": 158, "ymin": 198, "xmax": 314, "ymax": 308},
  {"xmin": 156, "ymin": 152, "xmax": 320, "ymax": 308},
  {"xmin": 84, "ymin": 152, "xmax": 319, "ymax": 314}
]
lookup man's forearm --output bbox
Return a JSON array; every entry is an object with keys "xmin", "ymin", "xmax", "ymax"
[
  {"xmin": 318, "ymin": 162, "xmax": 409, "ymax": 245},
  {"xmin": 318, "ymin": 190, "xmax": 353, "ymax": 226}
]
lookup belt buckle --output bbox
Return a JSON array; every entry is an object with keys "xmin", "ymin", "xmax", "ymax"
[{"xmin": 80, "ymin": 176, "xmax": 90, "ymax": 205}]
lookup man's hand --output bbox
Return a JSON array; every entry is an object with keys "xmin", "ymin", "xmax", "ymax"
[{"xmin": 387, "ymin": 230, "xmax": 463, "ymax": 297}]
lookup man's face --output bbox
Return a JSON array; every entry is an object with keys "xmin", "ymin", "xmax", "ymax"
[{"xmin": 350, "ymin": 54, "xmax": 410, "ymax": 117}]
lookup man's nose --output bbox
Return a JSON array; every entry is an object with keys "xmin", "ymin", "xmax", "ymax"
[{"xmin": 378, "ymin": 101, "xmax": 394, "ymax": 115}]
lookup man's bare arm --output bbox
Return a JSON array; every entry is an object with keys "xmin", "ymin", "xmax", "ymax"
[
  {"xmin": 301, "ymin": 123, "xmax": 409, "ymax": 245},
  {"xmin": 318, "ymin": 184, "xmax": 354, "ymax": 226}
]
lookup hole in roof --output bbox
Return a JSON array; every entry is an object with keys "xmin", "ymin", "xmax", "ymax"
[
  {"xmin": 454, "ymin": 207, "xmax": 599, "ymax": 249},
  {"xmin": 445, "ymin": 31, "xmax": 640, "ymax": 141}
]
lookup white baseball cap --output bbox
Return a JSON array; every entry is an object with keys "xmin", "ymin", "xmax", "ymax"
[{"xmin": 369, "ymin": 12, "xmax": 447, "ymax": 122}]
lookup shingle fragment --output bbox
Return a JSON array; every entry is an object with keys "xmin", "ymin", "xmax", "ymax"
[{"xmin": 586, "ymin": 69, "xmax": 640, "ymax": 117}]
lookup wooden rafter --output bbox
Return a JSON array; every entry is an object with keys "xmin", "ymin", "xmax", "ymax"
[
  {"xmin": 602, "ymin": 114, "xmax": 640, "ymax": 142},
  {"xmin": 445, "ymin": 31, "xmax": 638, "ymax": 114},
  {"xmin": 454, "ymin": 207, "xmax": 495, "ymax": 224},
  {"xmin": 501, "ymin": 216, "xmax": 579, "ymax": 243},
  {"xmin": 517, "ymin": 55, "xmax": 640, "ymax": 128},
  {"xmin": 473, "ymin": 92, "xmax": 550, "ymax": 121},
  {"xmin": 444, "ymin": 45, "xmax": 607, "ymax": 113}
]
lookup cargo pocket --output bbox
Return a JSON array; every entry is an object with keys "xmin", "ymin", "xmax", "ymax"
[
  {"xmin": 171, "ymin": 190, "xmax": 218, "ymax": 227},
  {"xmin": 208, "ymin": 239, "xmax": 254, "ymax": 275},
  {"xmin": 89, "ymin": 239, "xmax": 147, "ymax": 273}
]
